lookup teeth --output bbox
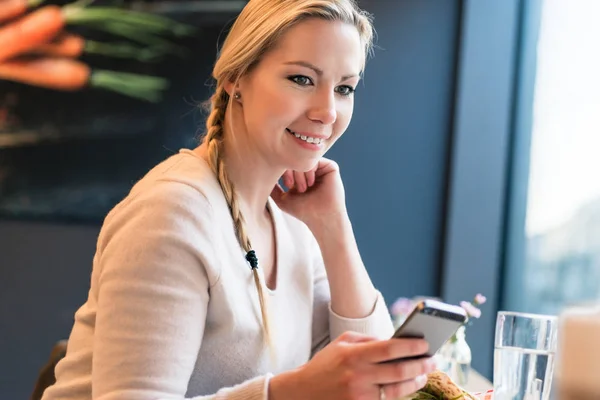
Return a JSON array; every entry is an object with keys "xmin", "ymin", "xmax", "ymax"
[{"xmin": 288, "ymin": 129, "xmax": 323, "ymax": 145}]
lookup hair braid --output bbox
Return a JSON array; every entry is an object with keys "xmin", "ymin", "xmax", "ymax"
[
  {"xmin": 201, "ymin": 0, "xmax": 375, "ymax": 370},
  {"xmin": 203, "ymin": 86, "xmax": 275, "ymax": 361}
]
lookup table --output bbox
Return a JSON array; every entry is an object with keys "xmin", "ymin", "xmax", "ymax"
[{"xmin": 464, "ymin": 369, "xmax": 493, "ymax": 394}]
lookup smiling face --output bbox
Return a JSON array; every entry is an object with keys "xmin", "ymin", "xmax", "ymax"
[{"xmin": 231, "ymin": 17, "xmax": 363, "ymax": 172}]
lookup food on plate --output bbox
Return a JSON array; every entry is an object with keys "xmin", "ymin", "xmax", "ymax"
[{"xmin": 401, "ymin": 370, "xmax": 478, "ymax": 400}]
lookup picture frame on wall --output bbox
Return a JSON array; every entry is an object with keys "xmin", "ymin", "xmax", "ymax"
[{"xmin": 0, "ymin": 0, "xmax": 244, "ymax": 224}]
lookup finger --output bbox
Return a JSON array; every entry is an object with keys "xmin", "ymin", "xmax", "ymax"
[
  {"xmin": 282, "ymin": 170, "xmax": 294, "ymax": 189},
  {"xmin": 355, "ymin": 338, "xmax": 429, "ymax": 364},
  {"xmin": 380, "ymin": 374, "xmax": 428, "ymax": 400},
  {"xmin": 305, "ymin": 168, "xmax": 316, "ymax": 187},
  {"xmin": 293, "ymin": 170, "xmax": 308, "ymax": 192},
  {"xmin": 370, "ymin": 357, "xmax": 436, "ymax": 385},
  {"xmin": 313, "ymin": 157, "xmax": 339, "ymax": 178}
]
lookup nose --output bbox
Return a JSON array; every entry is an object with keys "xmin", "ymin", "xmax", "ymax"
[{"xmin": 307, "ymin": 90, "xmax": 337, "ymax": 125}]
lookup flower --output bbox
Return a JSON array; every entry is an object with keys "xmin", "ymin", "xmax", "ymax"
[
  {"xmin": 389, "ymin": 297, "xmax": 417, "ymax": 328},
  {"xmin": 448, "ymin": 293, "xmax": 486, "ymax": 343},
  {"xmin": 390, "ymin": 297, "xmax": 415, "ymax": 317},
  {"xmin": 474, "ymin": 293, "xmax": 487, "ymax": 305},
  {"xmin": 458, "ymin": 293, "xmax": 487, "ymax": 331},
  {"xmin": 460, "ymin": 301, "xmax": 481, "ymax": 319}
]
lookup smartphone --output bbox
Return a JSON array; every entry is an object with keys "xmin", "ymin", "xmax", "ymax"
[{"xmin": 390, "ymin": 299, "xmax": 468, "ymax": 361}]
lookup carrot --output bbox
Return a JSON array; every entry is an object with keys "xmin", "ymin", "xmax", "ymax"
[
  {"xmin": 0, "ymin": 57, "xmax": 90, "ymax": 90},
  {"xmin": 0, "ymin": 0, "xmax": 43, "ymax": 23},
  {"xmin": 0, "ymin": 0, "xmax": 29, "ymax": 23},
  {"xmin": 0, "ymin": 56, "xmax": 169, "ymax": 102},
  {"xmin": 61, "ymin": 4, "xmax": 195, "ymax": 37},
  {"xmin": 0, "ymin": 5, "xmax": 64, "ymax": 63},
  {"xmin": 29, "ymin": 32, "xmax": 168, "ymax": 62},
  {"xmin": 0, "ymin": 1, "xmax": 194, "ymax": 61},
  {"xmin": 30, "ymin": 32, "xmax": 85, "ymax": 58}
]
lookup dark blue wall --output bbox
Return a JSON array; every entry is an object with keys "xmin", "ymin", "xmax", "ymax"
[
  {"xmin": 0, "ymin": 1, "xmax": 461, "ymax": 398},
  {"xmin": 441, "ymin": 0, "xmax": 523, "ymax": 378},
  {"xmin": 0, "ymin": 222, "xmax": 100, "ymax": 399},
  {"xmin": 333, "ymin": 0, "xmax": 460, "ymax": 300}
]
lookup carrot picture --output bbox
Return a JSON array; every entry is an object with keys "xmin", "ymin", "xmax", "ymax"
[
  {"xmin": 0, "ymin": 0, "xmax": 194, "ymax": 102},
  {"xmin": 0, "ymin": 0, "xmax": 43, "ymax": 23},
  {"xmin": 0, "ymin": 57, "xmax": 90, "ymax": 90},
  {"xmin": 0, "ymin": 5, "xmax": 64, "ymax": 63},
  {"xmin": 30, "ymin": 32, "xmax": 172, "ymax": 62},
  {"xmin": 0, "ymin": 2, "xmax": 194, "ymax": 61},
  {"xmin": 31, "ymin": 32, "xmax": 85, "ymax": 58},
  {"xmin": 0, "ymin": 57, "xmax": 169, "ymax": 102}
]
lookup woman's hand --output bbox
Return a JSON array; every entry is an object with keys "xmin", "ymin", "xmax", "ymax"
[
  {"xmin": 268, "ymin": 331, "xmax": 436, "ymax": 400},
  {"xmin": 272, "ymin": 158, "xmax": 379, "ymax": 318},
  {"xmin": 271, "ymin": 157, "xmax": 347, "ymax": 230}
]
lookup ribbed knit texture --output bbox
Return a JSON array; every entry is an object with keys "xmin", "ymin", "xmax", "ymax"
[{"xmin": 42, "ymin": 149, "xmax": 394, "ymax": 400}]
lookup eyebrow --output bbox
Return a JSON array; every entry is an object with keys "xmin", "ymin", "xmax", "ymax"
[{"xmin": 283, "ymin": 60, "xmax": 359, "ymax": 81}]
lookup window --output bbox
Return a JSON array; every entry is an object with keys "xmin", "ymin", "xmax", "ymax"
[{"xmin": 506, "ymin": 0, "xmax": 600, "ymax": 315}]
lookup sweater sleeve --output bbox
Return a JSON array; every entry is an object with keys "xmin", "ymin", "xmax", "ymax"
[
  {"xmin": 90, "ymin": 181, "xmax": 271, "ymax": 400},
  {"xmin": 310, "ymin": 236, "xmax": 395, "ymax": 356}
]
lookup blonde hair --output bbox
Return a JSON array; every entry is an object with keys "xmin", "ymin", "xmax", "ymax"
[{"xmin": 202, "ymin": 0, "xmax": 374, "ymax": 358}]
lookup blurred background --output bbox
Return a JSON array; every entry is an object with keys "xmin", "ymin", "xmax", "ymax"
[{"xmin": 2, "ymin": 0, "xmax": 598, "ymax": 398}]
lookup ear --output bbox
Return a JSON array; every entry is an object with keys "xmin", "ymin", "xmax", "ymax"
[
  {"xmin": 223, "ymin": 80, "xmax": 235, "ymax": 97},
  {"xmin": 226, "ymin": 73, "xmax": 251, "ymax": 96}
]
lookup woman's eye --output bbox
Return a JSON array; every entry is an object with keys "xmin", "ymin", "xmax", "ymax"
[
  {"xmin": 336, "ymin": 85, "xmax": 355, "ymax": 96},
  {"xmin": 288, "ymin": 75, "xmax": 313, "ymax": 86}
]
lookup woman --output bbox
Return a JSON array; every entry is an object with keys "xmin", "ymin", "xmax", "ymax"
[{"xmin": 42, "ymin": 1, "xmax": 437, "ymax": 399}]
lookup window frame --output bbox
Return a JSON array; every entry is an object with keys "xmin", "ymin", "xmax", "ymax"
[{"xmin": 440, "ymin": 0, "xmax": 543, "ymax": 378}]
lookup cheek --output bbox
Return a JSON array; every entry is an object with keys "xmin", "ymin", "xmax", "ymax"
[
  {"xmin": 244, "ymin": 100, "xmax": 280, "ymax": 135},
  {"xmin": 334, "ymin": 102, "xmax": 354, "ymax": 136},
  {"xmin": 249, "ymin": 86, "xmax": 296, "ymax": 131}
]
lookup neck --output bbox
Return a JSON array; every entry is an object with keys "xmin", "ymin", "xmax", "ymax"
[{"xmin": 195, "ymin": 110, "xmax": 284, "ymax": 222}]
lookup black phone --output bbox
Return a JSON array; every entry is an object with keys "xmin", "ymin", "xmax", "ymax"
[{"xmin": 389, "ymin": 299, "xmax": 468, "ymax": 361}]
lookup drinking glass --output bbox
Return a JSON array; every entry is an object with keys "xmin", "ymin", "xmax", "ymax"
[{"xmin": 493, "ymin": 311, "xmax": 558, "ymax": 400}]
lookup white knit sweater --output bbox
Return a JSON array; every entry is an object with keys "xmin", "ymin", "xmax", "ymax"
[{"xmin": 42, "ymin": 149, "xmax": 394, "ymax": 400}]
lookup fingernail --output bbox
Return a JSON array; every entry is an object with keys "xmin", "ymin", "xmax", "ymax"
[{"xmin": 416, "ymin": 374, "xmax": 428, "ymax": 386}]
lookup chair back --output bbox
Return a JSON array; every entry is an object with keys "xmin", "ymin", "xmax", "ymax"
[{"xmin": 30, "ymin": 340, "xmax": 68, "ymax": 400}]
